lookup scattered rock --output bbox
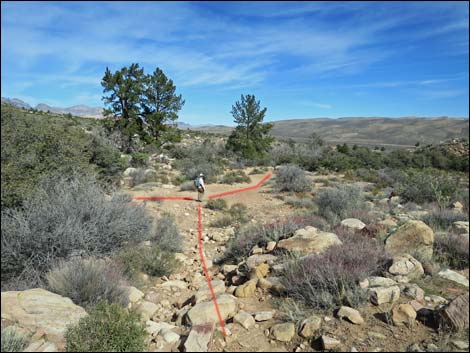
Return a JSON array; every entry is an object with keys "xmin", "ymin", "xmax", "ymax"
[
  {"xmin": 388, "ymin": 254, "xmax": 424, "ymax": 281},
  {"xmin": 385, "ymin": 220, "xmax": 434, "ymax": 260},
  {"xmin": 366, "ymin": 276, "xmax": 397, "ymax": 288},
  {"xmin": 453, "ymin": 221, "xmax": 469, "ymax": 235},
  {"xmin": 222, "ymin": 265, "xmax": 238, "ymax": 275},
  {"xmin": 337, "ymin": 306, "xmax": 364, "ymax": 325},
  {"xmin": 321, "ymin": 336, "xmax": 340, "ymax": 350},
  {"xmin": 246, "ymin": 254, "xmax": 278, "ymax": 270},
  {"xmin": 184, "ymin": 323, "xmax": 214, "ymax": 352},
  {"xmin": 266, "ymin": 241, "xmax": 277, "ymax": 252},
  {"xmin": 271, "ymin": 322, "xmax": 295, "ymax": 342},
  {"xmin": 392, "ymin": 304, "xmax": 417, "ymax": 327},
  {"xmin": 136, "ymin": 301, "xmax": 159, "ymax": 321},
  {"xmin": 234, "ymin": 311, "xmax": 255, "ymax": 329},
  {"xmin": 254, "ymin": 311, "xmax": 275, "ymax": 322},
  {"xmin": 277, "ymin": 226, "xmax": 342, "ymax": 255},
  {"xmin": 369, "ymin": 286, "xmax": 400, "ymax": 305},
  {"xmin": 161, "ymin": 329, "xmax": 180, "ymax": 344},
  {"xmin": 402, "ymin": 283, "xmax": 425, "ymax": 301},
  {"xmin": 186, "ymin": 294, "xmax": 237, "ymax": 325},
  {"xmin": 126, "ymin": 286, "xmax": 144, "ymax": 303},
  {"xmin": 162, "ymin": 280, "xmax": 188, "ymax": 290},
  {"xmin": 249, "ymin": 263, "xmax": 270, "ymax": 279},
  {"xmin": 195, "ymin": 280, "xmax": 225, "ymax": 303},
  {"xmin": 299, "ymin": 315, "xmax": 322, "ymax": 338},
  {"xmin": 451, "ymin": 340, "xmax": 469, "ymax": 350},
  {"xmin": 437, "ymin": 269, "xmax": 469, "ymax": 287},
  {"xmin": 438, "ymin": 293, "xmax": 469, "ymax": 331},
  {"xmin": 235, "ymin": 279, "xmax": 258, "ymax": 298},
  {"xmin": 340, "ymin": 218, "xmax": 366, "ymax": 230}
]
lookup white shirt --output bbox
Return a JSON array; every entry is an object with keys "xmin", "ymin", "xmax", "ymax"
[{"xmin": 198, "ymin": 176, "xmax": 205, "ymax": 190}]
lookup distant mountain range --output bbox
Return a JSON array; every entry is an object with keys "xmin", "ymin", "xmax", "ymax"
[
  {"xmin": 2, "ymin": 97, "xmax": 468, "ymax": 147},
  {"xmin": 1, "ymin": 97, "xmax": 104, "ymax": 119}
]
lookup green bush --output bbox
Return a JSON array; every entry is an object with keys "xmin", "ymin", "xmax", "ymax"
[
  {"xmin": 116, "ymin": 244, "xmax": 179, "ymax": 280},
  {"xmin": 130, "ymin": 153, "xmax": 149, "ymax": 168},
  {"xmin": 315, "ymin": 185, "xmax": 364, "ymax": 223},
  {"xmin": 421, "ymin": 208, "xmax": 468, "ymax": 231},
  {"xmin": 210, "ymin": 215, "xmax": 233, "ymax": 228},
  {"xmin": 1, "ymin": 327, "xmax": 29, "ymax": 352},
  {"xmin": 206, "ymin": 199, "xmax": 228, "ymax": 210},
  {"xmin": 274, "ymin": 165, "xmax": 311, "ymax": 193},
  {"xmin": 65, "ymin": 301, "xmax": 147, "ymax": 352},
  {"xmin": 228, "ymin": 202, "xmax": 249, "ymax": 223},
  {"xmin": 1, "ymin": 173, "xmax": 151, "ymax": 288},
  {"xmin": 284, "ymin": 196, "xmax": 315, "ymax": 209},
  {"xmin": 46, "ymin": 258, "xmax": 128, "ymax": 309},
  {"xmin": 180, "ymin": 181, "xmax": 196, "ymax": 191},
  {"xmin": 220, "ymin": 170, "xmax": 251, "ymax": 184},
  {"xmin": 1, "ymin": 105, "xmax": 124, "ymax": 208},
  {"xmin": 152, "ymin": 213, "xmax": 182, "ymax": 252}
]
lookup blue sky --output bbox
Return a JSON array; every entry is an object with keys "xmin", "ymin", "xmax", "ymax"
[{"xmin": 1, "ymin": 1, "xmax": 469, "ymax": 125}]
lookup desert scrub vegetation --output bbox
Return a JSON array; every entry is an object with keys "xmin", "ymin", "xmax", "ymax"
[
  {"xmin": 129, "ymin": 152, "xmax": 149, "ymax": 168},
  {"xmin": 421, "ymin": 207, "xmax": 469, "ymax": 231},
  {"xmin": 224, "ymin": 213, "xmax": 328, "ymax": 262},
  {"xmin": 210, "ymin": 215, "xmax": 233, "ymax": 228},
  {"xmin": 315, "ymin": 184, "xmax": 365, "ymax": 224},
  {"xmin": 1, "ymin": 105, "xmax": 124, "ymax": 208},
  {"xmin": 274, "ymin": 165, "xmax": 311, "ymax": 193},
  {"xmin": 151, "ymin": 213, "xmax": 183, "ymax": 252},
  {"xmin": 249, "ymin": 167, "xmax": 268, "ymax": 175},
  {"xmin": 284, "ymin": 195, "xmax": 316, "ymax": 209},
  {"xmin": 281, "ymin": 232, "xmax": 390, "ymax": 311},
  {"xmin": 206, "ymin": 198, "xmax": 228, "ymax": 211},
  {"xmin": 1, "ymin": 327, "xmax": 29, "ymax": 352},
  {"xmin": 1, "ymin": 173, "xmax": 151, "ymax": 289},
  {"xmin": 228, "ymin": 202, "xmax": 249, "ymax": 224},
  {"xmin": 433, "ymin": 233, "xmax": 469, "ymax": 270},
  {"xmin": 180, "ymin": 180, "xmax": 196, "ymax": 191},
  {"xmin": 116, "ymin": 243, "xmax": 180, "ymax": 280},
  {"xmin": 65, "ymin": 301, "xmax": 147, "ymax": 352},
  {"xmin": 220, "ymin": 170, "xmax": 251, "ymax": 184},
  {"xmin": 46, "ymin": 258, "xmax": 128, "ymax": 309}
]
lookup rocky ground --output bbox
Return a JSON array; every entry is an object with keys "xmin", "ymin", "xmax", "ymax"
[{"xmin": 2, "ymin": 166, "xmax": 469, "ymax": 352}]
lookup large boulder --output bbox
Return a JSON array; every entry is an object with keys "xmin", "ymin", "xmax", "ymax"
[
  {"xmin": 235, "ymin": 279, "xmax": 258, "ymax": 298},
  {"xmin": 277, "ymin": 226, "xmax": 342, "ymax": 255},
  {"xmin": 385, "ymin": 220, "xmax": 434, "ymax": 260},
  {"xmin": 437, "ymin": 269, "xmax": 469, "ymax": 288},
  {"xmin": 186, "ymin": 295, "xmax": 237, "ymax": 325},
  {"xmin": 369, "ymin": 286, "xmax": 400, "ymax": 305},
  {"xmin": 1, "ymin": 288, "xmax": 87, "ymax": 349},
  {"xmin": 337, "ymin": 306, "xmax": 364, "ymax": 325},
  {"xmin": 194, "ymin": 280, "xmax": 225, "ymax": 303},
  {"xmin": 184, "ymin": 323, "xmax": 214, "ymax": 352},
  {"xmin": 271, "ymin": 322, "xmax": 295, "ymax": 342}
]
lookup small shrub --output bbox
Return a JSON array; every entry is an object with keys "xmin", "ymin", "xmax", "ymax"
[
  {"xmin": 65, "ymin": 301, "xmax": 147, "ymax": 352},
  {"xmin": 180, "ymin": 181, "xmax": 195, "ymax": 191},
  {"xmin": 152, "ymin": 213, "xmax": 182, "ymax": 252},
  {"xmin": 281, "ymin": 234, "xmax": 389, "ymax": 310},
  {"xmin": 433, "ymin": 233, "xmax": 469, "ymax": 270},
  {"xmin": 228, "ymin": 202, "xmax": 249, "ymax": 223},
  {"xmin": 210, "ymin": 215, "xmax": 233, "ymax": 228},
  {"xmin": 116, "ymin": 244, "xmax": 179, "ymax": 280},
  {"xmin": 130, "ymin": 152, "xmax": 149, "ymax": 168},
  {"xmin": 421, "ymin": 208, "xmax": 468, "ymax": 231},
  {"xmin": 46, "ymin": 258, "xmax": 128, "ymax": 309},
  {"xmin": 275, "ymin": 165, "xmax": 311, "ymax": 193},
  {"xmin": 1, "ymin": 327, "xmax": 28, "ymax": 352},
  {"xmin": 249, "ymin": 167, "xmax": 267, "ymax": 175},
  {"xmin": 1, "ymin": 173, "xmax": 151, "ymax": 288},
  {"xmin": 315, "ymin": 185, "xmax": 364, "ymax": 224},
  {"xmin": 206, "ymin": 199, "xmax": 228, "ymax": 211},
  {"xmin": 284, "ymin": 196, "xmax": 315, "ymax": 209},
  {"xmin": 221, "ymin": 170, "xmax": 251, "ymax": 184}
]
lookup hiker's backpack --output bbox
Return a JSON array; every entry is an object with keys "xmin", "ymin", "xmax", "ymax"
[{"xmin": 194, "ymin": 177, "xmax": 200, "ymax": 189}]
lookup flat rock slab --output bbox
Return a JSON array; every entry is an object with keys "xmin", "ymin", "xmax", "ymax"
[
  {"xmin": 184, "ymin": 323, "xmax": 214, "ymax": 352},
  {"xmin": 437, "ymin": 269, "xmax": 469, "ymax": 288},
  {"xmin": 1, "ymin": 288, "xmax": 87, "ymax": 347}
]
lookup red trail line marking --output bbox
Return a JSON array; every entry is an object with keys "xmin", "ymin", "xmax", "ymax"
[
  {"xmin": 198, "ymin": 204, "xmax": 227, "ymax": 336},
  {"xmin": 208, "ymin": 172, "xmax": 272, "ymax": 199},
  {"xmin": 134, "ymin": 196, "xmax": 194, "ymax": 201}
]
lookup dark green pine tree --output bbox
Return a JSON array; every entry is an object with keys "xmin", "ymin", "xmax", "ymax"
[
  {"xmin": 101, "ymin": 63, "xmax": 146, "ymax": 152},
  {"xmin": 226, "ymin": 94, "xmax": 274, "ymax": 160},
  {"xmin": 141, "ymin": 68, "xmax": 185, "ymax": 145}
]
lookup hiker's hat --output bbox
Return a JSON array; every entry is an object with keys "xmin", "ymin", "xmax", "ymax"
[{"xmin": 200, "ymin": 173, "xmax": 204, "ymax": 177}]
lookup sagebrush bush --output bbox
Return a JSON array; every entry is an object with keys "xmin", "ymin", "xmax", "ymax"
[
  {"xmin": 281, "ymin": 233, "xmax": 390, "ymax": 310},
  {"xmin": 221, "ymin": 170, "xmax": 251, "ymax": 184},
  {"xmin": 152, "ymin": 213, "xmax": 182, "ymax": 252},
  {"xmin": 65, "ymin": 301, "xmax": 147, "ymax": 352},
  {"xmin": 421, "ymin": 208, "xmax": 469, "ymax": 231},
  {"xmin": 249, "ymin": 167, "xmax": 268, "ymax": 175},
  {"xmin": 274, "ymin": 165, "xmax": 311, "ymax": 193},
  {"xmin": 1, "ymin": 327, "xmax": 29, "ymax": 352},
  {"xmin": 1, "ymin": 173, "xmax": 151, "ymax": 288},
  {"xmin": 46, "ymin": 258, "xmax": 128, "ymax": 309},
  {"xmin": 179, "ymin": 181, "xmax": 195, "ymax": 191},
  {"xmin": 116, "ymin": 244, "xmax": 179, "ymax": 280},
  {"xmin": 284, "ymin": 196, "xmax": 315, "ymax": 209},
  {"xmin": 130, "ymin": 152, "xmax": 149, "ymax": 168},
  {"xmin": 210, "ymin": 215, "xmax": 233, "ymax": 228},
  {"xmin": 433, "ymin": 233, "xmax": 469, "ymax": 270},
  {"xmin": 228, "ymin": 202, "xmax": 249, "ymax": 223},
  {"xmin": 315, "ymin": 185, "xmax": 364, "ymax": 224},
  {"xmin": 206, "ymin": 199, "xmax": 228, "ymax": 211}
]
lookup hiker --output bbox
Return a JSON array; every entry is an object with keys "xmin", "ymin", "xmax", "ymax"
[{"xmin": 195, "ymin": 173, "xmax": 205, "ymax": 202}]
